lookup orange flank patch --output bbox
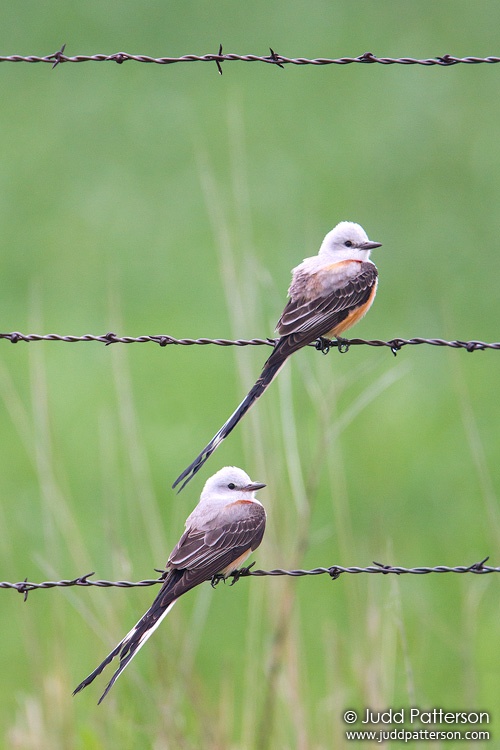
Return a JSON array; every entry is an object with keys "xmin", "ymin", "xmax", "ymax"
[
  {"xmin": 220, "ymin": 548, "xmax": 252, "ymax": 577},
  {"xmin": 327, "ymin": 284, "xmax": 378, "ymax": 337},
  {"xmin": 322, "ymin": 259, "xmax": 362, "ymax": 273}
]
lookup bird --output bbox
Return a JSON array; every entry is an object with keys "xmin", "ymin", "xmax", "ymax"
[
  {"xmin": 73, "ymin": 466, "xmax": 266, "ymax": 703},
  {"xmin": 172, "ymin": 221, "xmax": 381, "ymax": 492}
]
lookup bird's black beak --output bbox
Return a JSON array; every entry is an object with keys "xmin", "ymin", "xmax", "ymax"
[
  {"xmin": 360, "ymin": 240, "xmax": 382, "ymax": 250},
  {"xmin": 243, "ymin": 482, "xmax": 266, "ymax": 492}
]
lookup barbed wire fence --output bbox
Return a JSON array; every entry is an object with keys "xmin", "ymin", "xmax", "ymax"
[
  {"xmin": 1, "ymin": 331, "xmax": 499, "ymax": 355},
  {"xmin": 2, "ymin": 46, "xmax": 500, "ymax": 71},
  {"xmin": 2, "ymin": 557, "xmax": 497, "ymax": 602}
]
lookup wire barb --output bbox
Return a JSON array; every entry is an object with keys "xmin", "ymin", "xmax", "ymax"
[
  {"xmin": 214, "ymin": 43, "xmax": 224, "ymax": 75},
  {"xmin": 267, "ymin": 48, "xmax": 284, "ymax": 68},
  {"xmin": 50, "ymin": 43, "xmax": 66, "ymax": 69}
]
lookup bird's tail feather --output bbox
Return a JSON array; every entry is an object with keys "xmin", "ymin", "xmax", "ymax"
[
  {"xmin": 73, "ymin": 572, "xmax": 182, "ymax": 703},
  {"xmin": 172, "ymin": 343, "xmax": 290, "ymax": 492}
]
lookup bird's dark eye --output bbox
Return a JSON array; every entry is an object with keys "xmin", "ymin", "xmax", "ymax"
[
  {"xmin": 344, "ymin": 240, "xmax": 353, "ymax": 248},
  {"xmin": 228, "ymin": 483, "xmax": 236, "ymax": 490}
]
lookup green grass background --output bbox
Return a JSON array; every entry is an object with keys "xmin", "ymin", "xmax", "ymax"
[{"xmin": 0, "ymin": 2, "xmax": 499, "ymax": 747}]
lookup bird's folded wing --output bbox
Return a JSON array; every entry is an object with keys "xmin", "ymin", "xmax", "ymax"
[
  {"xmin": 277, "ymin": 262, "xmax": 378, "ymax": 339},
  {"xmin": 166, "ymin": 507, "xmax": 266, "ymax": 590}
]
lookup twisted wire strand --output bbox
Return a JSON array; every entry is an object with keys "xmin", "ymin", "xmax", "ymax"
[
  {"xmin": 0, "ymin": 331, "xmax": 498, "ymax": 354},
  {"xmin": 3, "ymin": 558, "xmax": 495, "ymax": 600},
  {"xmin": 2, "ymin": 48, "xmax": 500, "ymax": 69}
]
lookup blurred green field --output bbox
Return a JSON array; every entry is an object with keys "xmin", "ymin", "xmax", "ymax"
[{"xmin": 1, "ymin": 2, "xmax": 500, "ymax": 748}]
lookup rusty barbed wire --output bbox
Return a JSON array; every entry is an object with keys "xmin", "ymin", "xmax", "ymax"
[
  {"xmin": 2, "ymin": 558, "xmax": 496, "ymax": 600},
  {"xmin": 1, "ymin": 47, "xmax": 500, "ymax": 72},
  {"xmin": 0, "ymin": 331, "xmax": 499, "ymax": 355}
]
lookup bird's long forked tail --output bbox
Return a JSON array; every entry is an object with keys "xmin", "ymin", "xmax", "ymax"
[
  {"xmin": 172, "ymin": 341, "xmax": 291, "ymax": 492},
  {"xmin": 73, "ymin": 573, "xmax": 181, "ymax": 704}
]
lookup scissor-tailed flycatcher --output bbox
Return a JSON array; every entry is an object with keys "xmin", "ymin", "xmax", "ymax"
[
  {"xmin": 173, "ymin": 221, "xmax": 381, "ymax": 492},
  {"xmin": 73, "ymin": 466, "xmax": 266, "ymax": 703}
]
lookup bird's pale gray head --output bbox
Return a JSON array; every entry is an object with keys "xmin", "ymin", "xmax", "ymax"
[
  {"xmin": 319, "ymin": 221, "xmax": 382, "ymax": 261},
  {"xmin": 201, "ymin": 466, "xmax": 266, "ymax": 500}
]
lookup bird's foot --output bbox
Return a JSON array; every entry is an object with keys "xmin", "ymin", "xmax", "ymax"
[
  {"xmin": 315, "ymin": 337, "xmax": 332, "ymax": 355},
  {"xmin": 230, "ymin": 562, "xmax": 256, "ymax": 586},
  {"xmin": 335, "ymin": 336, "xmax": 350, "ymax": 354},
  {"xmin": 211, "ymin": 573, "xmax": 226, "ymax": 588}
]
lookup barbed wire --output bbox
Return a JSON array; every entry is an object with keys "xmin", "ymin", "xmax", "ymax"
[
  {"xmin": 0, "ymin": 331, "xmax": 499, "ymax": 356},
  {"xmin": 1, "ymin": 46, "xmax": 500, "ymax": 73},
  {"xmin": 2, "ymin": 558, "xmax": 496, "ymax": 601}
]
